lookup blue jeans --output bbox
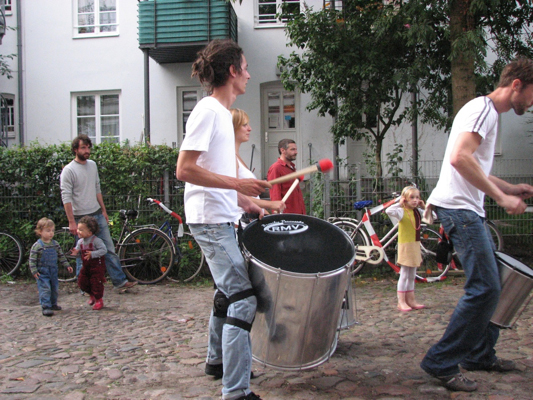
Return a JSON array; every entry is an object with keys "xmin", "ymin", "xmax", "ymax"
[
  {"xmin": 37, "ymin": 245, "xmax": 59, "ymax": 309},
  {"xmin": 75, "ymin": 212, "xmax": 128, "ymax": 288},
  {"xmin": 189, "ymin": 223, "xmax": 256, "ymax": 400},
  {"xmin": 420, "ymin": 207, "xmax": 501, "ymax": 377}
]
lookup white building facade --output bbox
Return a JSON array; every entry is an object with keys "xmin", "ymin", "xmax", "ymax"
[{"xmin": 1, "ymin": 0, "xmax": 531, "ymax": 180}]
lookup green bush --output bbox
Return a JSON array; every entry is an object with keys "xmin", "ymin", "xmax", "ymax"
[{"xmin": 0, "ymin": 141, "xmax": 180, "ymax": 258}]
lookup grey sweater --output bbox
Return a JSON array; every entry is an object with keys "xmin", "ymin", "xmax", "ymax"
[{"xmin": 60, "ymin": 159, "xmax": 102, "ymax": 217}]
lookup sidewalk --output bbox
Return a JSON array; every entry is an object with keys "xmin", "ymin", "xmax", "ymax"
[{"xmin": 1, "ymin": 276, "xmax": 532, "ymax": 400}]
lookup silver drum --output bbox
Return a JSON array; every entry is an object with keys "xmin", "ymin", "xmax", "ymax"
[
  {"xmin": 491, "ymin": 252, "xmax": 533, "ymax": 329},
  {"xmin": 242, "ymin": 214, "xmax": 356, "ymax": 370}
]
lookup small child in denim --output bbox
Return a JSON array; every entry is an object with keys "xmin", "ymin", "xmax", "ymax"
[
  {"xmin": 29, "ymin": 218, "xmax": 72, "ymax": 317},
  {"xmin": 71, "ymin": 216, "xmax": 107, "ymax": 310}
]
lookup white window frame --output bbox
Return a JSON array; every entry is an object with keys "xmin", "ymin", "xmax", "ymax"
[
  {"xmin": 71, "ymin": 91, "xmax": 121, "ymax": 144},
  {"xmin": 254, "ymin": 0, "xmax": 301, "ymax": 28},
  {"xmin": 1, "ymin": 93, "xmax": 15, "ymax": 138},
  {"xmin": 176, "ymin": 87, "xmax": 206, "ymax": 147},
  {"xmin": 2, "ymin": 0, "xmax": 12, "ymax": 16},
  {"xmin": 73, "ymin": 0, "xmax": 119, "ymax": 39}
]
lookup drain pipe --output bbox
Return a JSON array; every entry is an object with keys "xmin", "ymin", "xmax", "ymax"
[{"xmin": 16, "ymin": 0, "xmax": 23, "ymax": 145}]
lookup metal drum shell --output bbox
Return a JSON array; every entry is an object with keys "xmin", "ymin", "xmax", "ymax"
[
  {"xmin": 491, "ymin": 252, "xmax": 533, "ymax": 329},
  {"xmin": 242, "ymin": 214, "xmax": 356, "ymax": 370}
]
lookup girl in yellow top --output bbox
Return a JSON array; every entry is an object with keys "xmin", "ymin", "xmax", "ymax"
[{"xmin": 386, "ymin": 186, "xmax": 426, "ymax": 312}]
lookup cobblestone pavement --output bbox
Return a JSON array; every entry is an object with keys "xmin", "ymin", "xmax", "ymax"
[{"xmin": 1, "ymin": 276, "xmax": 532, "ymax": 400}]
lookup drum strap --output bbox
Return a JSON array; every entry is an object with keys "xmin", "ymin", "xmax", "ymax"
[{"xmin": 224, "ymin": 288, "xmax": 257, "ymax": 332}]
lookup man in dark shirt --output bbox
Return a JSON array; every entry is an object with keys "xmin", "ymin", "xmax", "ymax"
[{"xmin": 267, "ymin": 139, "xmax": 306, "ymax": 214}]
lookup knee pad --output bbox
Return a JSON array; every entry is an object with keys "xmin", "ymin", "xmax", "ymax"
[
  {"xmin": 225, "ymin": 288, "xmax": 256, "ymax": 332},
  {"xmin": 213, "ymin": 290, "xmax": 230, "ymax": 318}
]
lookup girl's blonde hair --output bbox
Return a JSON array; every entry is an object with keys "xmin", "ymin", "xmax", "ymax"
[
  {"xmin": 35, "ymin": 218, "xmax": 55, "ymax": 236},
  {"xmin": 401, "ymin": 186, "xmax": 420, "ymax": 200},
  {"xmin": 230, "ymin": 108, "xmax": 249, "ymax": 133}
]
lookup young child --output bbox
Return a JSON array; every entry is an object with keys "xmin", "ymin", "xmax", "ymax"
[
  {"xmin": 29, "ymin": 218, "xmax": 72, "ymax": 317},
  {"xmin": 71, "ymin": 216, "xmax": 107, "ymax": 310},
  {"xmin": 386, "ymin": 186, "xmax": 427, "ymax": 312}
]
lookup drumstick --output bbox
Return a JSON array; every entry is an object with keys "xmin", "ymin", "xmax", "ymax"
[
  {"xmin": 268, "ymin": 158, "xmax": 334, "ymax": 185},
  {"xmin": 281, "ymin": 177, "xmax": 303, "ymax": 203}
]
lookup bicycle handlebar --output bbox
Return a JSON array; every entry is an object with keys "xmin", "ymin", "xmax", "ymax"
[{"xmin": 146, "ymin": 198, "xmax": 184, "ymax": 237}]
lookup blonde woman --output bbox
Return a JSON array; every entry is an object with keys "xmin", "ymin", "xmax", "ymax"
[{"xmin": 231, "ymin": 108, "xmax": 285, "ymax": 216}]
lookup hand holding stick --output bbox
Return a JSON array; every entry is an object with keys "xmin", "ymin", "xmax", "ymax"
[{"xmin": 268, "ymin": 159, "xmax": 334, "ymax": 185}]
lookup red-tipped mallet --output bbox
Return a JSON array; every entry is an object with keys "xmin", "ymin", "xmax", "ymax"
[
  {"xmin": 268, "ymin": 159, "xmax": 334, "ymax": 185},
  {"xmin": 281, "ymin": 175, "xmax": 305, "ymax": 204}
]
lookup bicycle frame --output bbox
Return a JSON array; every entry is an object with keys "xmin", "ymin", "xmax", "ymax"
[
  {"xmin": 358, "ymin": 196, "xmax": 402, "ymax": 273},
  {"xmin": 146, "ymin": 198, "xmax": 184, "ymax": 238}
]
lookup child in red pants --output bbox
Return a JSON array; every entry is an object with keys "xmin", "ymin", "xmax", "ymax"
[{"xmin": 71, "ymin": 216, "xmax": 107, "ymax": 310}]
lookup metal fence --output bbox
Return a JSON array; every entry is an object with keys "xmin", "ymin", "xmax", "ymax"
[
  {"xmin": 2, "ymin": 159, "xmax": 532, "ymax": 255},
  {"xmin": 318, "ymin": 159, "xmax": 533, "ymax": 254}
]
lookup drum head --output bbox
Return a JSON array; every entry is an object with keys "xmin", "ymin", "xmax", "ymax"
[
  {"xmin": 242, "ymin": 214, "xmax": 355, "ymax": 274},
  {"xmin": 496, "ymin": 252, "xmax": 533, "ymax": 279}
]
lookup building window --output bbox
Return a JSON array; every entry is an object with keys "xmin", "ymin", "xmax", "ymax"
[
  {"xmin": 73, "ymin": 92, "xmax": 120, "ymax": 144},
  {"xmin": 74, "ymin": 0, "xmax": 118, "ymax": 38},
  {"xmin": 255, "ymin": 0, "xmax": 300, "ymax": 28},
  {"xmin": 2, "ymin": 0, "xmax": 12, "ymax": 15},
  {"xmin": 0, "ymin": 94, "xmax": 15, "ymax": 142},
  {"xmin": 177, "ymin": 87, "xmax": 206, "ymax": 147}
]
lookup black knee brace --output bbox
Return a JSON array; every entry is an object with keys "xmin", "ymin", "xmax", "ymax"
[{"xmin": 213, "ymin": 288, "xmax": 256, "ymax": 332}]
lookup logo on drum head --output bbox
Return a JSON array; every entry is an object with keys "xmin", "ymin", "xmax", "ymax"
[{"xmin": 263, "ymin": 220, "xmax": 309, "ymax": 235}]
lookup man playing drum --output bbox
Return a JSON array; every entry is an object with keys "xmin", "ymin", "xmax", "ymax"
[
  {"xmin": 176, "ymin": 39, "xmax": 269, "ymax": 400},
  {"xmin": 421, "ymin": 58, "xmax": 533, "ymax": 392}
]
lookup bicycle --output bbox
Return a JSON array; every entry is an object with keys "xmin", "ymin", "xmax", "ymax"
[
  {"xmin": 55, "ymin": 209, "xmax": 175, "ymax": 284},
  {"xmin": 0, "ymin": 231, "xmax": 25, "ymax": 276},
  {"xmin": 328, "ymin": 194, "xmax": 446, "ymax": 283},
  {"xmin": 146, "ymin": 198, "xmax": 206, "ymax": 283}
]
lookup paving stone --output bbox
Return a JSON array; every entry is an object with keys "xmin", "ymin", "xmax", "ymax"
[{"xmin": 0, "ymin": 278, "xmax": 532, "ymax": 399}]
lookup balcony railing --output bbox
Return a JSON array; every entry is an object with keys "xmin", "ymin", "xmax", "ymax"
[{"xmin": 138, "ymin": 0, "xmax": 238, "ymax": 64}]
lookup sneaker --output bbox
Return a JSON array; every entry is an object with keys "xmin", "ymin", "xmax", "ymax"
[
  {"xmin": 92, "ymin": 298, "xmax": 104, "ymax": 311},
  {"xmin": 50, "ymin": 305, "xmax": 62, "ymax": 311},
  {"xmin": 116, "ymin": 281, "xmax": 138, "ymax": 291},
  {"xmin": 462, "ymin": 357, "xmax": 516, "ymax": 372},
  {"xmin": 42, "ymin": 308, "xmax": 54, "ymax": 317},
  {"xmin": 205, "ymin": 362, "xmax": 223, "ymax": 379},
  {"xmin": 235, "ymin": 392, "xmax": 262, "ymax": 400},
  {"xmin": 205, "ymin": 363, "xmax": 255, "ymax": 380},
  {"xmin": 439, "ymin": 372, "xmax": 477, "ymax": 392}
]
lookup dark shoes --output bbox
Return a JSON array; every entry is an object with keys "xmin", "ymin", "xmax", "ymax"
[
  {"xmin": 461, "ymin": 357, "xmax": 517, "ymax": 372},
  {"xmin": 51, "ymin": 305, "xmax": 62, "ymax": 311},
  {"xmin": 205, "ymin": 362, "xmax": 223, "ymax": 379},
  {"xmin": 205, "ymin": 362, "xmax": 255, "ymax": 380},
  {"xmin": 42, "ymin": 308, "xmax": 54, "ymax": 317},
  {"xmin": 116, "ymin": 281, "xmax": 138, "ymax": 291},
  {"xmin": 438, "ymin": 372, "xmax": 478, "ymax": 392},
  {"xmin": 236, "ymin": 392, "xmax": 262, "ymax": 400}
]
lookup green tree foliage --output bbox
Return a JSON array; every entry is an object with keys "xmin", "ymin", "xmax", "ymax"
[{"xmin": 278, "ymin": 0, "xmax": 533, "ymax": 178}]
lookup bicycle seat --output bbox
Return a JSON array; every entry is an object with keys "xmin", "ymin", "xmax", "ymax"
[
  {"xmin": 353, "ymin": 200, "xmax": 373, "ymax": 210},
  {"xmin": 119, "ymin": 209, "xmax": 138, "ymax": 220}
]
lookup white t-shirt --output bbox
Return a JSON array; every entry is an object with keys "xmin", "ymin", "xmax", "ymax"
[
  {"xmin": 427, "ymin": 96, "xmax": 499, "ymax": 217},
  {"xmin": 180, "ymin": 97, "xmax": 240, "ymax": 224}
]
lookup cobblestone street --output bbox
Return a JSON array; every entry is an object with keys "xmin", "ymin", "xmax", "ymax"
[{"xmin": 1, "ymin": 276, "xmax": 532, "ymax": 400}]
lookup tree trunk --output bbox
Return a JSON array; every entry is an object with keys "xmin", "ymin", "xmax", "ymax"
[{"xmin": 450, "ymin": 0, "xmax": 476, "ymax": 117}]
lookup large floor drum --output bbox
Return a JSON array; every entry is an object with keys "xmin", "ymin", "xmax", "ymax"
[
  {"xmin": 242, "ymin": 214, "xmax": 356, "ymax": 370},
  {"xmin": 491, "ymin": 252, "xmax": 533, "ymax": 329}
]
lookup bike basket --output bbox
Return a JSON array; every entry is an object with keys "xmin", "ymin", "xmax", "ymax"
[{"xmin": 353, "ymin": 200, "xmax": 373, "ymax": 210}]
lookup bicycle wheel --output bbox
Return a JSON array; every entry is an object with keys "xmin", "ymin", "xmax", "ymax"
[
  {"xmin": 332, "ymin": 220, "xmax": 370, "ymax": 275},
  {"xmin": 167, "ymin": 232, "xmax": 206, "ymax": 283},
  {"xmin": 54, "ymin": 229, "xmax": 78, "ymax": 282},
  {"xmin": 416, "ymin": 227, "xmax": 450, "ymax": 282},
  {"xmin": 487, "ymin": 220, "xmax": 504, "ymax": 251},
  {"xmin": 118, "ymin": 227, "xmax": 175, "ymax": 284},
  {"xmin": 0, "ymin": 231, "xmax": 24, "ymax": 276}
]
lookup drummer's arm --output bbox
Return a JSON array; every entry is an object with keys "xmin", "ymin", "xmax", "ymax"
[{"xmin": 238, "ymin": 193, "xmax": 265, "ymax": 218}]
